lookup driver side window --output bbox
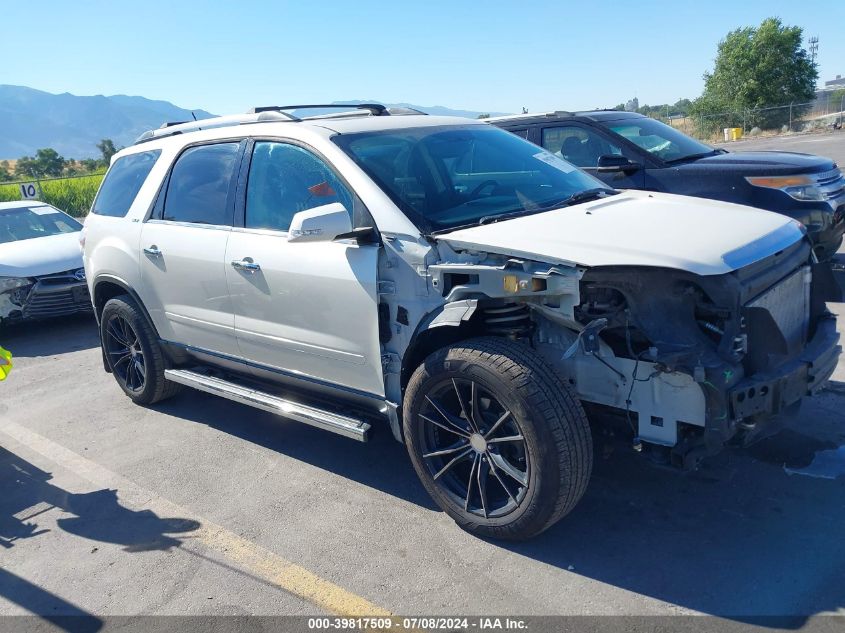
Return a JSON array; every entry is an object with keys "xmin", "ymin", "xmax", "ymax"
[
  {"xmin": 541, "ymin": 125, "xmax": 622, "ymax": 169},
  {"xmin": 245, "ymin": 142, "xmax": 353, "ymax": 232}
]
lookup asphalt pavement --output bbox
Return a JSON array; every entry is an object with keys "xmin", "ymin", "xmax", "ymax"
[
  {"xmin": 1, "ymin": 310, "xmax": 844, "ymax": 623},
  {"xmin": 716, "ymin": 129, "xmax": 845, "ymax": 165}
]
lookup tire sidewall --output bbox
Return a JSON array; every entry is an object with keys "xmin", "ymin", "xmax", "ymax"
[
  {"xmin": 100, "ymin": 298, "xmax": 158, "ymax": 403},
  {"xmin": 404, "ymin": 343, "xmax": 564, "ymax": 536}
]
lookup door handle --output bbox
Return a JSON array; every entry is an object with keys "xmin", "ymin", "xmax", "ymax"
[
  {"xmin": 144, "ymin": 245, "xmax": 162, "ymax": 256},
  {"xmin": 231, "ymin": 258, "xmax": 261, "ymax": 273}
]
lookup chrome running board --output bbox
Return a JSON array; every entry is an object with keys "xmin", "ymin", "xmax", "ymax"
[{"xmin": 164, "ymin": 369, "xmax": 371, "ymax": 441}]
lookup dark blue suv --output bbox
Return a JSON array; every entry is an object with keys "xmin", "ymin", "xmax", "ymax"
[{"xmin": 491, "ymin": 111, "xmax": 845, "ymax": 260}]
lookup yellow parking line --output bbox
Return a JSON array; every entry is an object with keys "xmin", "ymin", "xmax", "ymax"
[{"xmin": 0, "ymin": 421, "xmax": 391, "ymax": 617}]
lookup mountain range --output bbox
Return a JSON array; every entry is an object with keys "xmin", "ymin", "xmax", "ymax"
[{"xmin": 0, "ymin": 85, "xmax": 506, "ymax": 159}]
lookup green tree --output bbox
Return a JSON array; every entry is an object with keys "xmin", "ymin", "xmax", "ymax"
[
  {"xmin": 691, "ymin": 17, "xmax": 818, "ymax": 130},
  {"xmin": 15, "ymin": 149, "xmax": 66, "ymax": 178},
  {"xmin": 15, "ymin": 156, "xmax": 36, "ymax": 178},
  {"xmin": 0, "ymin": 160, "xmax": 13, "ymax": 182},
  {"xmin": 80, "ymin": 158, "xmax": 100, "ymax": 173},
  {"xmin": 96, "ymin": 139, "xmax": 118, "ymax": 164}
]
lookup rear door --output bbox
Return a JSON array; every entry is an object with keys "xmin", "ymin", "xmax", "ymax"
[
  {"xmin": 225, "ymin": 140, "xmax": 383, "ymax": 397},
  {"xmin": 138, "ymin": 141, "xmax": 243, "ymax": 356},
  {"xmin": 540, "ymin": 123, "xmax": 645, "ymax": 189}
]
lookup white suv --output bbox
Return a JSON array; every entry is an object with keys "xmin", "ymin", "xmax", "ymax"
[{"xmin": 83, "ymin": 104, "xmax": 841, "ymax": 539}]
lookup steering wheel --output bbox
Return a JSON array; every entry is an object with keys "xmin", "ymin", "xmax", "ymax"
[{"xmin": 468, "ymin": 180, "xmax": 499, "ymax": 199}]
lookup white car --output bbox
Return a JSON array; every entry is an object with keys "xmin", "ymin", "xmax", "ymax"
[
  {"xmin": 83, "ymin": 105, "xmax": 840, "ymax": 539},
  {"xmin": 0, "ymin": 201, "xmax": 91, "ymax": 325}
]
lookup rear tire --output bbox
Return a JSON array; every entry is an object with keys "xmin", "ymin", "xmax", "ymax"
[
  {"xmin": 403, "ymin": 337, "xmax": 592, "ymax": 540},
  {"xmin": 100, "ymin": 295, "xmax": 181, "ymax": 405}
]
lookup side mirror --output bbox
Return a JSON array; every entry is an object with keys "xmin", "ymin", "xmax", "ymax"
[
  {"xmin": 288, "ymin": 203, "xmax": 353, "ymax": 243},
  {"xmin": 597, "ymin": 154, "xmax": 640, "ymax": 174}
]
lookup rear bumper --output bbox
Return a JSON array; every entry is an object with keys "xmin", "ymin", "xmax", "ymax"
[{"xmin": 729, "ymin": 314, "xmax": 840, "ymax": 420}]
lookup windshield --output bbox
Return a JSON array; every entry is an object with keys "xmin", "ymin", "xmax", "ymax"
[
  {"xmin": 332, "ymin": 125, "xmax": 609, "ymax": 233},
  {"xmin": 608, "ymin": 118, "xmax": 715, "ymax": 162},
  {"xmin": 0, "ymin": 205, "xmax": 82, "ymax": 244}
]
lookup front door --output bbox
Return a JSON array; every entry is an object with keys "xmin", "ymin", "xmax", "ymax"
[
  {"xmin": 225, "ymin": 140, "xmax": 384, "ymax": 397},
  {"xmin": 540, "ymin": 124, "xmax": 645, "ymax": 189}
]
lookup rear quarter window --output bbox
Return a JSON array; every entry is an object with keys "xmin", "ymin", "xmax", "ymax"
[{"xmin": 91, "ymin": 150, "xmax": 162, "ymax": 217}]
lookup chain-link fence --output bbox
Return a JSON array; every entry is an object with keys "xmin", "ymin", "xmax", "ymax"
[
  {"xmin": 657, "ymin": 92, "xmax": 845, "ymax": 142},
  {"xmin": 0, "ymin": 171, "xmax": 106, "ymax": 217}
]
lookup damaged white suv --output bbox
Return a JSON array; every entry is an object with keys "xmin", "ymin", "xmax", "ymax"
[{"xmin": 83, "ymin": 104, "xmax": 841, "ymax": 540}]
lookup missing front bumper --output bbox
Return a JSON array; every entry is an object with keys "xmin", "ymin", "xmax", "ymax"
[{"xmin": 729, "ymin": 314, "xmax": 840, "ymax": 421}]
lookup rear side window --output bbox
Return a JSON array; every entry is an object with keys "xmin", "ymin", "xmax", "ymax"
[
  {"xmin": 91, "ymin": 150, "xmax": 161, "ymax": 217},
  {"xmin": 162, "ymin": 143, "xmax": 240, "ymax": 225}
]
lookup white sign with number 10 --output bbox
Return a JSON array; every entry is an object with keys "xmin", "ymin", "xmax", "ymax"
[{"xmin": 20, "ymin": 182, "xmax": 39, "ymax": 199}]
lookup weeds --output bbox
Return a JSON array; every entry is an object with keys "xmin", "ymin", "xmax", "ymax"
[{"xmin": 0, "ymin": 173, "xmax": 104, "ymax": 217}]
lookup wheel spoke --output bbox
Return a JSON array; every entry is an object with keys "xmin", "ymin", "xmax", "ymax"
[
  {"xmin": 470, "ymin": 381, "xmax": 483, "ymax": 432},
  {"xmin": 121, "ymin": 318, "xmax": 137, "ymax": 347},
  {"xmin": 483, "ymin": 410, "xmax": 512, "ymax": 439},
  {"xmin": 126, "ymin": 359, "xmax": 136, "ymax": 389},
  {"xmin": 452, "ymin": 379, "xmax": 476, "ymax": 432},
  {"xmin": 487, "ymin": 434, "xmax": 525, "ymax": 445},
  {"xmin": 133, "ymin": 359, "xmax": 145, "ymax": 383},
  {"xmin": 118, "ymin": 319, "xmax": 130, "ymax": 345},
  {"xmin": 486, "ymin": 455, "xmax": 518, "ymax": 505},
  {"xmin": 464, "ymin": 454, "xmax": 479, "ymax": 511},
  {"xmin": 420, "ymin": 374, "xmax": 531, "ymax": 520},
  {"xmin": 423, "ymin": 439, "xmax": 471, "ymax": 459},
  {"xmin": 424, "ymin": 396, "xmax": 471, "ymax": 436},
  {"xmin": 419, "ymin": 414, "xmax": 471, "ymax": 439},
  {"xmin": 108, "ymin": 322, "xmax": 131, "ymax": 348},
  {"xmin": 112, "ymin": 353, "xmax": 132, "ymax": 370},
  {"xmin": 477, "ymin": 456, "xmax": 489, "ymax": 518},
  {"xmin": 432, "ymin": 447, "xmax": 473, "ymax": 481},
  {"xmin": 489, "ymin": 451, "xmax": 528, "ymax": 487}
]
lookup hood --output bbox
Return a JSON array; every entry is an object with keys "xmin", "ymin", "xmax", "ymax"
[
  {"xmin": 436, "ymin": 190, "xmax": 805, "ymax": 276},
  {"xmin": 0, "ymin": 231, "xmax": 84, "ymax": 278},
  {"xmin": 679, "ymin": 151, "xmax": 835, "ymax": 174}
]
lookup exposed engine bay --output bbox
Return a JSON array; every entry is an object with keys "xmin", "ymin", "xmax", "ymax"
[{"xmin": 380, "ymin": 234, "xmax": 841, "ymax": 469}]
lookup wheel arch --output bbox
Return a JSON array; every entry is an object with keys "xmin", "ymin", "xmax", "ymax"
[
  {"xmin": 400, "ymin": 299, "xmax": 485, "ymax": 395},
  {"xmin": 93, "ymin": 275, "xmax": 161, "ymax": 373}
]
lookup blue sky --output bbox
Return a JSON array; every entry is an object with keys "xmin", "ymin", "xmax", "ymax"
[{"xmin": 3, "ymin": 0, "xmax": 843, "ymax": 115}]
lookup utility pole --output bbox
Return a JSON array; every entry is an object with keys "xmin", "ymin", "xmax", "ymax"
[{"xmin": 809, "ymin": 36, "xmax": 819, "ymax": 66}]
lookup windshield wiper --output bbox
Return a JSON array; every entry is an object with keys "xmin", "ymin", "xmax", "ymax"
[
  {"xmin": 477, "ymin": 209, "xmax": 535, "ymax": 225},
  {"xmin": 558, "ymin": 187, "xmax": 617, "ymax": 207},
  {"xmin": 663, "ymin": 150, "xmax": 723, "ymax": 164},
  {"xmin": 476, "ymin": 189, "xmax": 616, "ymax": 225}
]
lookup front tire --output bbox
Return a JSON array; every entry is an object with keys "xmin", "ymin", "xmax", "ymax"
[
  {"xmin": 100, "ymin": 295, "xmax": 181, "ymax": 405},
  {"xmin": 403, "ymin": 337, "xmax": 593, "ymax": 540}
]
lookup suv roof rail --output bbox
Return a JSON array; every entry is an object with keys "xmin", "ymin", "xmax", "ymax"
[
  {"xmin": 134, "ymin": 110, "xmax": 298, "ymax": 145},
  {"xmin": 250, "ymin": 103, "xmax": 389, "ymax": 116},
  {"xmin": 133, "ymin": 102, "xmax": 428, "ymax": 146},
  {"xmin": 386, "ymin": 106, "xmax": 428, "ymax": 116}
]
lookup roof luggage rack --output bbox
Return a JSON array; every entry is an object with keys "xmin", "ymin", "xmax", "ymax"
[
  {"xmin": 134, "ymin": 102, "xmax": 428, "ymax": 145},
  {"xmin": 250, "ymin": 103, "xmax": 389, "ymax": 116}
]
